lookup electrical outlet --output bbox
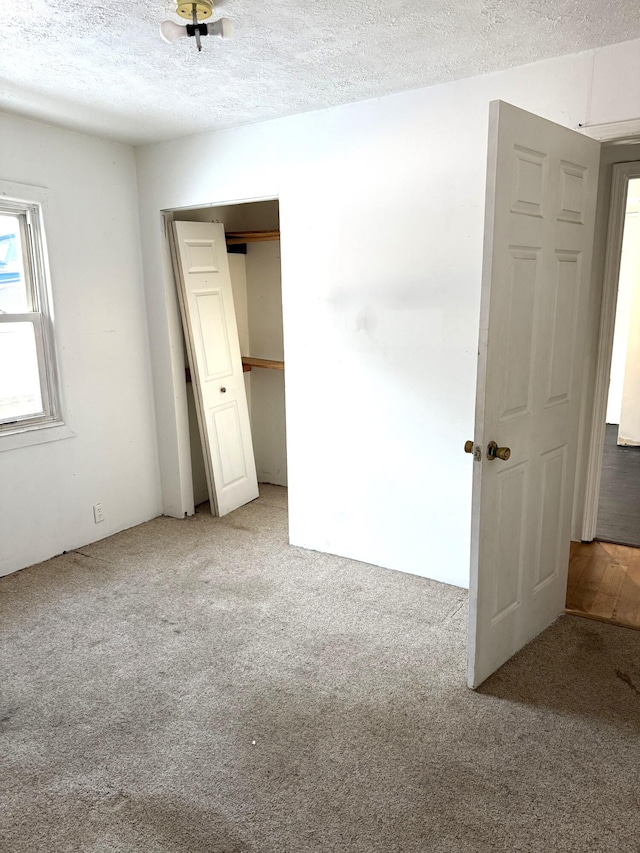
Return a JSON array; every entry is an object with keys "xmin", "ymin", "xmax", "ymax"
[{"xmin": 93, "ymin": 503, "xmax": 104, "ymax": 524}]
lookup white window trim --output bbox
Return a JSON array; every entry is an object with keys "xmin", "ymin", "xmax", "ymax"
[{"xmin": 0, "ymin": 179, "xmax": 74, "ymax": 451}]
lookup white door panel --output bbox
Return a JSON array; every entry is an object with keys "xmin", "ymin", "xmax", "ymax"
[
  {"xmin": 468, "ymin": 102, "xmax": 601, "ymax": 688},
  {"xmin": 171, "ymin": 220, "xmax": 258, "ymax": 517}
]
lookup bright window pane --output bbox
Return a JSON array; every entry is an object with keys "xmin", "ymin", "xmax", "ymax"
[
  {"xmin": 0, "ymin": 322, "xmax": 43, "ymax": 421},
  {"xmin": 0, "ymin": 214, "xmax": 29, "ymax": 313}
]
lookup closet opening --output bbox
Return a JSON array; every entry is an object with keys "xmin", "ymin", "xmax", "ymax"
[{"xmin": 168, "ymin": 198, "xmax": 287, "ymax": 519}]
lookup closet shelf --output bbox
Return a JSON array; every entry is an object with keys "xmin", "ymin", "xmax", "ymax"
[
  {"xmin": 187, "ymin": 359, "xmax": 284, "ymax": 382},
  {"xmin": 242, "ymin": 357, "xmax": 284, "ymax": 372},
  {"xmin": 226, "ymin": 230, "xmax": 280, "ymax": 245}
]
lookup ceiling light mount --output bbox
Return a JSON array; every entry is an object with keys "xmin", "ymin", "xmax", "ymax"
[
  {"xmin": 160, "ymin": 0, "xmax": 234, "ymax": 51},
  {"xmin": 175, "ymin": 0, "xmax": 213, "ymax": 21}
]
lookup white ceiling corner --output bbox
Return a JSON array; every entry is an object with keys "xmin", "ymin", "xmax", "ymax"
[{"xmin": 1, "ymin": 0, "xmax": 640, "ymax": 146}]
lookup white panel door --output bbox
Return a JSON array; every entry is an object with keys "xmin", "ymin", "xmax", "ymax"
[
  {"xmin": 171, "ymin": 220, "xmax": 258, "ymax": 517},
  {"xmin": 468, "ymin": 102, "xmax": 601, "ymax": 688}
]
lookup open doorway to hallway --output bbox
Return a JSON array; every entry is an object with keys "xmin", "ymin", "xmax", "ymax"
[
  {"xmin": 567, "ymin": 177, "xmax": 640, "ymax": 630},
  {"xmin": 595, "ymin": 177, "xmax": 640, "ymax": 547},
  {"xmin": 169, "ymin": 199, "xmax": 287, "ymax": 516}
]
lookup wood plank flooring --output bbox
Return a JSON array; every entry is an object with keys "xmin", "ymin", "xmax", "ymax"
[{"xmin": 566, "ymin": 540, "xmax": 640, "ymax": 630}]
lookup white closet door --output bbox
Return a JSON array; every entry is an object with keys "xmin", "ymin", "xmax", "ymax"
[{"xmin": 172, "ymin": 220, "xmax": 258, "ymax": 516}]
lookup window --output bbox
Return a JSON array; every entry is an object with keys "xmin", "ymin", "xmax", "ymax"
[{"xmin": 0, "ymin": 194, "xmax": 62, "ymax": 436}]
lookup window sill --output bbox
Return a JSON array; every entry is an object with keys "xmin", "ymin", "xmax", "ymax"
[{"xmin": 0, "ymin": 421, "xmax": 75, "ymax": 452}]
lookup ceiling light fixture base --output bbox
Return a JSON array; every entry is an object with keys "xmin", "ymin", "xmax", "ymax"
[{"xmin": 175, "ymin": 0, "xmax": 213, "ymax": 21}]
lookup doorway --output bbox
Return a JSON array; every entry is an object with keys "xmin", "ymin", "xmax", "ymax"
[
  {"xmin": 596, "ymin": 177, "xmax": 640, "ymax": 546},
  {"xmin": 566, "ymin": 169, "xmax": 640, "ymax": 630},
  {"xmin": 168, "ymin": 199, "xmax": 287, "ymax": 515}
]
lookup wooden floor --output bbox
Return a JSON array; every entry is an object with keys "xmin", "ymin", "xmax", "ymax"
[{"xmin": 566, "ymin": 540, "xmax": 640, "ymax": 630}]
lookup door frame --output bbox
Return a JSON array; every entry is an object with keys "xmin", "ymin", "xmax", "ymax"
[
  {"xmin": 580, "ymin": 160, "xmax": 640, "ymax": 540},
  {"xmin": 161, "ymin": 193, "xmax": 284, "ymax": 519}
]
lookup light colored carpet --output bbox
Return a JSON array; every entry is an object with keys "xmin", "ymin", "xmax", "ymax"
[{"xmin": 1, "ymin": 485, "xmax": 639, "ymax": 852}]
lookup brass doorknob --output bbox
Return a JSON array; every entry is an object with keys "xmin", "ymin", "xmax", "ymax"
[
  {"xmin": 487, "ymin": 441, "xmax": 510, "ymax": 461},
  {"xmin": 464, "ymin": 440, "xmax": 474, "ymax": 453}
]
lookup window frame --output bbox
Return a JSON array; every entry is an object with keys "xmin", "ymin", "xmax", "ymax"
[{"xmin": 0, "ymin": 182, "xmax": 68, "ymax": 446}]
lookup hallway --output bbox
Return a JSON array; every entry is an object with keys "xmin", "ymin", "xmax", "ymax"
[{"xmin": 596, "ymin": 424, "xmax": 640, "ymax": 547}]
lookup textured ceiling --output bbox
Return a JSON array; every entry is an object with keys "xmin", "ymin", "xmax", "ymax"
[{"xmin": 1, "ymin": 0, "xmax": 640, "ymax": 145}]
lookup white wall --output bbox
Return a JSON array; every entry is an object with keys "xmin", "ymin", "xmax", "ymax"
[
  {"xmin": 136, "ymin": 38, "xmax": 640, "ymax": 589},
  {"xmin": 246, "ymin": 241, "xmax": 287, "ymax": 486},
  {"xmin": 228, "ymin": 255, "xmax": 251, "ymax": 357},
  {"xmin": 0, "ymin": 113, "xmax": 161, "ymax": 576}
]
